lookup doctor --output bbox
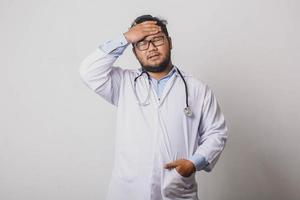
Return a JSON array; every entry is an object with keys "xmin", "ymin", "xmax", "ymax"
[{"xmin": 79, "ymin": 15, "xmax": 228, "ymax": 200}]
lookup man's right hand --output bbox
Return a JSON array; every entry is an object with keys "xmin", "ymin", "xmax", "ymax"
[{"xmin": 123, "ymin": 21, "xmax": 162, "ymax": 44}]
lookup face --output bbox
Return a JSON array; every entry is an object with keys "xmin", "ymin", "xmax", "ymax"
[{"xmin": 132, "ymin": 32, "xmax": 172, "ymax": 72}]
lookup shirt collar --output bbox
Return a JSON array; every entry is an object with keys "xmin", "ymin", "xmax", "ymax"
[{"xmin": 160, "ymin": 65, "xmax": 176, "ymax": 80}]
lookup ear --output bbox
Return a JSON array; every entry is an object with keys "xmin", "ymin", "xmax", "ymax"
[{"xmin": 168, "ymin": 37, "xmax": 172, "ymax": 50}]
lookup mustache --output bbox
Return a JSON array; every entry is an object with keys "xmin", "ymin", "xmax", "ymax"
[{"xmin": 147, "ymin": 53, "xmax": 160, "ymax": 59}]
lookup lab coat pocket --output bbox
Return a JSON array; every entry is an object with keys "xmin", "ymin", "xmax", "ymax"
[
  {"xmin": 174, "ymin": 168, "xmax": 194, "ymax": 181},
  {"xmin": 162, "ymin": 169, "xmax": 198, "ymax": 199}
]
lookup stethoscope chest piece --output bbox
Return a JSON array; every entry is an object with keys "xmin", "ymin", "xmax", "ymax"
[{"xmin": 184, "ymin": 107, "xmax": 193, "ymax": 117}]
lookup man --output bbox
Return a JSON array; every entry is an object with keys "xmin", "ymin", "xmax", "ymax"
[{"xmin": 79, "ymin": 15, "xmax": 228, "ymax": 200}]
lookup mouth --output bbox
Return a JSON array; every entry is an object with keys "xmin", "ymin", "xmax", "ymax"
[{"xmin": 147, "ymin": 53, "xmax": 160, "ymax": 60}]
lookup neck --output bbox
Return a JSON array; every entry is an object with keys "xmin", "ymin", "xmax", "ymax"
[{"xmin": 148, "ymin": 61, "xmax": 173, "ymax": 80}]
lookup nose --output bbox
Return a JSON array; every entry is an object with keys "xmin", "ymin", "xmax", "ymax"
[{"xmin": 148, "ymin": 41, "xmax": 158, "ymax": 50}]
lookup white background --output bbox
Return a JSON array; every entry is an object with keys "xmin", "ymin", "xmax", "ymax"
[{"xmin": 0, "ymin": 0, "xmax": 299, "ymax": 199}]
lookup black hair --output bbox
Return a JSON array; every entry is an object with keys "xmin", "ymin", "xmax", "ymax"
[{"xmin": 130, "ymin": 14, "xmax": 169, "ymax": 37}]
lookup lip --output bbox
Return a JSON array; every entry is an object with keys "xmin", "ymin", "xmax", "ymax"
[{"xmin": 147, "ymin": 53, "xmax": 160, "ymax": 60}]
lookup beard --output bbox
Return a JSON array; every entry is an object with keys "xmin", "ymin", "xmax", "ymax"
[{"xmin": 139, "ymin": 49, "xmax": 171, "ymax": 73}]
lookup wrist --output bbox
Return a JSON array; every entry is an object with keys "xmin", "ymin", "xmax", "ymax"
[
  {"xmin": 123, "ymin": 32, "xmax": 132, "ymax": 43},
  {"xmin": 188, "ymin": 154, "xmax": 207, "ymax": 171}
]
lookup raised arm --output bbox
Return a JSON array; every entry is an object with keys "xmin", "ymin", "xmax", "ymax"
[
  {"xmin": 79, "ymin": 34, "xmax": 129, "ymax": 106},
  {"xmin": 79, "ymin": 21, "xmax": 162, "ymax": 106}
]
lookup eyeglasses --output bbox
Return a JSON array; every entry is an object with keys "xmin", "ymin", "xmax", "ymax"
[{"xmin": 135, "ymin": 36, "xmax": 165, "ymax": 51}]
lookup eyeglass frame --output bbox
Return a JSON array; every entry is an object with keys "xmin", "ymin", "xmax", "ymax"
[{"xmin": 134, "ymin": 35, "xmax": 166, "ymax": 51}]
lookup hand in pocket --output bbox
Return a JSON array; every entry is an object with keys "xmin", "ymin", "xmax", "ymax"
[{"xmin": 164, "ymin": 159, "xmax": 196, "ymax": 177}]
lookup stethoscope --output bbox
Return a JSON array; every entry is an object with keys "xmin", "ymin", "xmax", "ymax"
[{"xmin": 133, "ymin": 66, "xmax": 193, "ymax": 117}]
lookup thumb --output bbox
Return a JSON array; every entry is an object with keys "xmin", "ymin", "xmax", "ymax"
[{"xmin": 164, "ymin": 161, "xmax": 178, "ymax": 169}]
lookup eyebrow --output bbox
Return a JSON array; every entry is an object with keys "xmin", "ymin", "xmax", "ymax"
[{"xmin": 141, "ymin": 34, "xmax": 164, "ymax": 41}]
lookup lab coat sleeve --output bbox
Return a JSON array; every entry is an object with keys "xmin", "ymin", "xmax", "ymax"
[
  {"xmin": 194, "ymin": 85, "xmax": 228, "ymax": 172},
  {"xmin": 79, "ymin": 34, "xmax": 129, "ymax": 106}
]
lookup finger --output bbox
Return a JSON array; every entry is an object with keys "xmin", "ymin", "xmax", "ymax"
[
  {"xmin": 141, "ymin": 28, "xmax": 160, "ymax": 33},
  {"xmin": 141, "ymin": 23, "xmax": 160, "ymax": 28},
  {"xmin": 140, "ymin": 27, "xmax": 161, "ymax": 34},
  {"xmin": 140, "ymin": 20, "xmax": 157, "ymax": 25},
  {"xmin": 141, "ymin": 30, "xmax": 160, "ymax": 37},
  {"xmin": 141, "ymin": 26, "xmax": 159, "ymax": 31},
  {"xmin": 139, "ymin": 24, "xmax": 159, "ymax": 30},
  {"xmin": 141, "ymin": 26, "xmax": 161, "ymax": 32}
]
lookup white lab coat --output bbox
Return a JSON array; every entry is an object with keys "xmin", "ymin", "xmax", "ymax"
[{"xmin": 79, "ymin": 47, "xmax": 228, "ymax": 200}]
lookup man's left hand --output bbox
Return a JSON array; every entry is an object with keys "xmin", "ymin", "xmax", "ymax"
[{"xmin": 164, "ymin": 159, "xmax": 196, "ymax": 177}]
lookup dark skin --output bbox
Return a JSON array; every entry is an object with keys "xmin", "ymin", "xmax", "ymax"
[
  {"xmin": 124, "ymin": 21, "xmax": 173, "ymax": 80},
  {"xmin": 123, "ymin": 21, "xmax": 196, "ymax": 177}
]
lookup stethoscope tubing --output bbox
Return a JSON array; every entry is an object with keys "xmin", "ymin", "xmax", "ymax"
[{"xmin": 133, "ymin": 66, "xmax": 193, "ymax": 117}]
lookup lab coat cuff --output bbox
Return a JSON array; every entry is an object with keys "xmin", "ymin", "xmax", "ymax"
[
  {"xmin": 99, "ymin": 33, "xmax": 129, "ymax": 55},
  {"xmin": 188, "ymin": 154, "xmax": 207, "ymax": 171}
]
